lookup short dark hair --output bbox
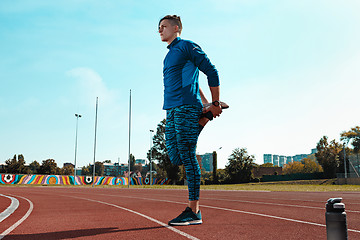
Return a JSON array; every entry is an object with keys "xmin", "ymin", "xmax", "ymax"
[{"xmin": 159, "ymin": 15, "xmax": 182, "ymax": 34}]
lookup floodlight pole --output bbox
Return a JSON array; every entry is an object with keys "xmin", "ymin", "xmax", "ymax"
[
  {"xmin": 74, "ymin": 113, "xmax": 82, "ymax": 185},
  {"xmin": 149, "ymin": 129, "xmax": 154, "ymax": 185},
  {"xmin": 92, "ymin": 97, "xmax": 99, "ymax": 187},
  {"xmin": 128, "ymin": 90, "xmax": 132, "ymax": 188}
]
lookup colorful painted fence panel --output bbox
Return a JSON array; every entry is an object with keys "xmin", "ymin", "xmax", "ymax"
[{"xmin": 0, "ymin": 174, "xmax": 170, "ymax": 186}]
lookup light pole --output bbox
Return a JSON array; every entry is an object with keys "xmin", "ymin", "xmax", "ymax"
[
  {"xmin": 149, "ymin": 129, "xmax": 154, "ymax": 185},
  {"xmin": 74, "ymin": 113, "xmax": 82, "ymax": 185},
  {"xmin": 128, "ymin": 90, "xmax": 131, "ymax": 188},
  {"xmin": 92, "ymin": 97, "xmax": 99, "ymax": 188}
]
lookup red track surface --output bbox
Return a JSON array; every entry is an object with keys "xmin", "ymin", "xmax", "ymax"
[
  {"xmin": 1, "ymin": 186, "xmax": 359, "ymax": 239},
  {"xmin": 0, "ymin": 195, "xmax": 11, "ymax": 213}
]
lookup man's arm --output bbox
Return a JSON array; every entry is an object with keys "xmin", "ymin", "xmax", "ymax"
[
  {"xmin": 199, "ymin": 86, "xmax": 222, "ymax": 118},
  {"xmin": 208, "ymin": 86, "xmax": 222, "ymax": 118},
  {"xmin": 188, "ymin": 41, "xmax": 222, "ymax": 118}
]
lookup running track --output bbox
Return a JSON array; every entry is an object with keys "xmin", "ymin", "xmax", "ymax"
[{"xmin": 1, "ymin": 186, "xmax": 359, "ymax": 239}]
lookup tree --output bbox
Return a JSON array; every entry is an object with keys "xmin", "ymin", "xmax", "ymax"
[
  {"xmin": 89, "ymin": 161, "xmax": 104, "ymax": 176},
  {"xmin": 225, "ymin": 148, "xmax": 255, "ymax": 183},
  {"xmin": 5, "ymin": 154, "xmax": 28, "ymax": 174},
  {"xmin": 341, "ymin": 126, "xmax": 360, "ymax": 151},
  {"xmin": 260, "ymin": 163, "xmax": 274, "ymax": 167},
  {"xmin": 129, "ymin": 154, "xmax": 135, "ymax": 171},
  {"xmin": 282, "ymin": 161, "xmax": 303, "ymax": 174},
  {"xmin": 148, "ymin": 119, "xmax": 179, "ymax": 183},
  {"xmin": 82, "ymin": 165, "xmax": 91, "ymax": 176},
  {"xmin": 216, "ymin": 168, "xmax": 228, "ymax": 183},
  {"xmin": 315, "ymin": 136, "xmax": 342, "ymax": 178},
  {"xmin": 301, "ymin": 158, "xmax": 323, "ymax": 173},
  {"xmin": 38, "ymin": 159, "xmax": 61, "ymax": 175},
  {"xmin": 61, "ymin": 165, "xmax": 74, "ymax": 175},
  {"xmin": 341, "ymin": 126, "xmax": 360, "ymax": 174},
  {"xmin": 133, "ymin": 163, "xmax": 145, "ymax": 177},
  {"xmin": 103, "ymin": 160, "xmax": 111, "ymax": 163},
  {"xmin": 29, "ymin": 161, "xmax": 41, "ymax": 174}
]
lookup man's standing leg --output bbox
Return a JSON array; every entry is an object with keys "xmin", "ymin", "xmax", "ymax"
[{"xmin": 168, "ymin": 105, "xmax": 203, "ymax": 226}]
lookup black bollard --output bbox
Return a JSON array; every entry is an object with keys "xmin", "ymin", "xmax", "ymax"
[{"xmin": 325, "ymin": 198, "xmax": 348, "ymax": 240}]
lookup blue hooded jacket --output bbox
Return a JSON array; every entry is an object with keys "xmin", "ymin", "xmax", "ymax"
[{"xmin": 163, "ymin": 37, "xmax": 220, "ymax": 110}]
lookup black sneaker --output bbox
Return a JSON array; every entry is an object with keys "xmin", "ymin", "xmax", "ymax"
[
  {"xmin": 201, "ymin": 101, "xmax": 229, "ymax": 120},
  {"xmin": 168, "ymin": 207, "xmax": 203, "ymax": 226}
]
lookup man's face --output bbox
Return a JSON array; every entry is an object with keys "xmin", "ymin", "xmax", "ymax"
[{"xmin": 158, "ymin": 19, "xmax": 178, "ymax": 43}]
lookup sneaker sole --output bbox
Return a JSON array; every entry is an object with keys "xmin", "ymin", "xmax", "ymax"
[
  {"xmin": 169, "ymin": 219, "xmax": 203, "ymax": 226},
  {"xmin": 203, "ymin": 101, "xmax": 229, "ymax": 109}
]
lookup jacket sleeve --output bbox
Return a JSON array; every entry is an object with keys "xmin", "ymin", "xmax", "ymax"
[{"xmin": 185, "ymin": 41, "xmax": 220, "ymax": 87}]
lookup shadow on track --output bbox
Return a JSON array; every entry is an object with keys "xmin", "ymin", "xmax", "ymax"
[{"xmin": 5, "ymin": 226, "xmax": 166, "ymax": 239}]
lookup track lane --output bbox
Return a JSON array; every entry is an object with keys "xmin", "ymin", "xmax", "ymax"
[
  {"xmin": 0, "ymin": 195, "xmax": 33, "ymax": 240},
  {"xmin": 0, "ymin": 187, "xmax": 198, "ymax": 240},
  {"xmin": 74, "ymin": 190, "xmax": 327, "ymax": 240},
  {"xmin": 0, "ymin": 195, "xmax": 19, "ymax": 223},
  {"xmin": 60, "ymin": 188, "xmax": 360, "ymax": 239},
  {"xmin": 0, "ymin": 196, "xmax": 12, "ymax": 217},
  {"xmin": 76, "ymin": 188, "xmax": 360, "ymax": 238},
  {"xmin": 1, "ymin": 187, "xmax": 359, "ymax": 240}
]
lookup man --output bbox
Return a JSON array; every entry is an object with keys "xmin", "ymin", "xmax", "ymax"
[
  {"xmin": 159, "ymin": 15, "xmax": 222, "ymax": 226},
  {"xmin": 159, "ymin": 15, "xmax": 222, "ymax": 225}
]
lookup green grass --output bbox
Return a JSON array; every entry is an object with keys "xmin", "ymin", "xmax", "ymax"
[{"xmin": 1, "ymin": 179, "xmax": 360, "ymax": 192}]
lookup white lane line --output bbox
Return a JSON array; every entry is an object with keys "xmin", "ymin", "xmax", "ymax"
[
  {"xmin": 200, "ymin": 197, "xmax": 360, "ymax": 213},
  {"xmin": 209, "ymin": 195, "xmax": 360, "ymax": 206},
  {"xmin": 66, "ymin": 195, "xmax": 199, "ymax": 240},
  {"xmin": 0, "ymin": 195, "xmax": 34, "ymax": 240},
  {"xmin": 92, "ymin": 194, "xmax": 360, "ymax": 234},
  {"xmin": 0, "ymin": 194, "xmax": 19, "ymax": 223},
  {"xmin": 200, "ymin": 204, "xmax": 360, "ymax": 234}
]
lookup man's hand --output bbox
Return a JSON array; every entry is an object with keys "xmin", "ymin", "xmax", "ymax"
[{"xmin": 205, "ymin": 104, "xmax": 222, "ymax": 118}]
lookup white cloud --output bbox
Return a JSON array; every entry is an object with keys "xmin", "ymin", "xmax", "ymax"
[{"xmin": 66, "ymin": 67, "xmax": 118, "ymax": 107}]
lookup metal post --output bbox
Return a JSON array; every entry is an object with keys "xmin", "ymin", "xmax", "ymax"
[
  {"xmin": 343, "ymin": 143, "xmax": 347, "ymax": 179},
  {"xmin": 149, "ymin": 129, "xmax": 154, "ymax": 185},
  {"xmin": 356, "ymin": 153, "xmax": 360, "ymax": 175},
  {"xmin": 74, "ymin": 113, "xmax": 81, "ymax": 185},
  {"xmin": 128, "ymin": 90, "xmax": 132, "ymax": 188},
  {"xmin": 92, "ymin": 97, "xmax": 99, "ymax": 187}
]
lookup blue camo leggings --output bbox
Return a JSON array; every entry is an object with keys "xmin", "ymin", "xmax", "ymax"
[{"xmin": 165, "ymin": 105, "xmax": 202, "ymax": 201}]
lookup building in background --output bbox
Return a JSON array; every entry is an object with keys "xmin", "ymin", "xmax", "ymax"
[
  {"xmin": 279, "ymin": 156, "xmax": 286, "ymax": 167},
  {"xmin": 100, "ymin": 162, "xmax": 128, "ymax": 176},
  {"xmin": 273, "ymin": 155, "xmax": 279, "ymax": 167},
  {"xmin": 286, "ymin": 156, "xmax": 293, "ymax": 164},
  {"xmin": 311, "ymin": 148, "xmax": 317, "ymax": 154},
  {"xmin": 75, "ymin": 168, "xmax": 82, "ymax": 176},
  {"xmin": 135, "ymin": 159, "xmax": 146, "ymax": 166},
  {"xmin": 293, "ymin": 154, "xmax": 308, "ymax": 162},
  {"xmin": 263, "ymin": 154, "xmax": 272, "ymax": 164},
  {"xmin": 197, "ymin": 153, "xmax": 213, "ymax": 172},
  {"xmin": 263, "ymin": 148, "xmax": 316, "ymax": 166}
]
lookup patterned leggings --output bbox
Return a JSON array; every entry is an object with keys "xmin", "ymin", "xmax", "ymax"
[{"xmin": 165, "ymin": 105, "xmax": 202, "ymax": 201}]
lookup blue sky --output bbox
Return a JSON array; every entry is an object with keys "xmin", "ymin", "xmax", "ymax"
[{"xmin": 1, "ymin": 0, "xmax": 359, "ymax": 169}]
